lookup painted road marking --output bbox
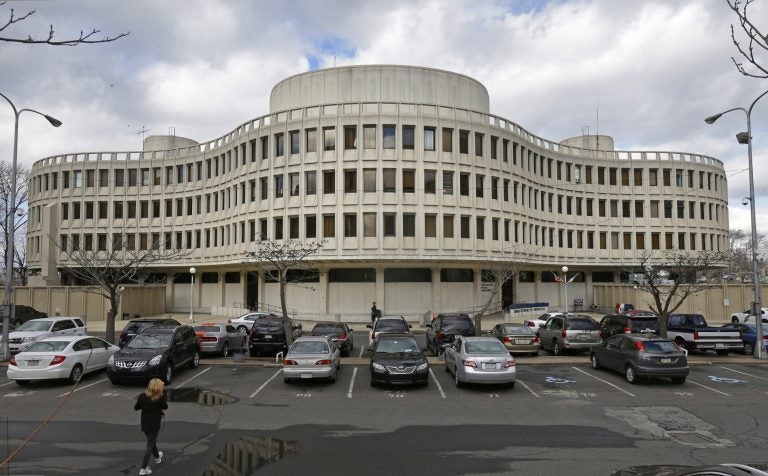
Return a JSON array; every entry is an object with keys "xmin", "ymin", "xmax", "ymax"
[
  {"xmin": 517, "ymin": 379, "xmax": 540, "ymax": 398},
  {"xmin": 249, "ymin": 369, "xmax": 282, "ymax": 398},
  {"xmin": 57, "ymin": 378, "xmax": 107, "ymax": 397},
  {"xmin": 429, "ymin": 368, "xmax": 447, "ymax": 399},
  {"xmin": 174, "ymin": 367, "xmax": 211, "ymax": 389},
  {"xmin": 572, "ymin": 367, "xmax": 636, "ymax": 397},
  {"xmin": 386, "ymin": 390, "xmax": 406, "ymax": 398},
  {"xmin": 719, "ymin": 366, "xmax": 768, "ymax": 381},
  {"xmin": 296, "ymin": 393, "xmax": 311, "ymax": 398},
  {"xmin": 347, "ymin": 367, "xmax": 357, "ymax": 399},
  {"xmin": 3, "ymin": 391, "xmax": 34, "ymax": 397},
  {"xmin": 358, "ymin": 344, "xmax": 364, "ymax": 358},
  {"xmin": 0, "ymin": 381, "xmax": 15, "ymax": 387},
  {"xmin": 707, "ymin": 375, "xmax": 745, "ymax": 384},
  {"xmin": 541, "ymin": 390, "xmax": 596, "ymax": 398},
  {"xmin": 686, "ymin": 380, "xmax": 731, "ymax": 396},
  {"xmin": 544, "ymin": 376, "xmax": 575, "ymax": 384}
]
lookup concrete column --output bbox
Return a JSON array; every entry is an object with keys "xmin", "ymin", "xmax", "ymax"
[
  {"xmin": 432, "ymin": 267, "xmax": 441, "ymax": 313},
  {"xmin": 585, "ymin": 271, "xmax": 593, "ymax": 309},
  {"xmin": 165, "ymin": 272, "xmax": 174, "ymax": 312},
  {"xmin": 375, "ymin": 266, "xmax": 385, "ymax": 310},
  {"xmin": 218, "ymin": 272, "xmax": 225, "ymax": 307},
  {"xmin": 318, "ymin": 265, "xmax": 328, "ymax": 316},
  {"xmin": 473, "ymin": 266, "xmax": 482, "ymax": 309}
]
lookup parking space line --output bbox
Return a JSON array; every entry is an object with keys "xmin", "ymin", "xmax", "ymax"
[
  {"xmin": 56, "ymin": 378, "xmax": 107, "ymax": 397},
  {"xmin": 347, "ymin": 367, "xmax": 358, "ymax": 398},
  {"xmin": 428, "ymin": 368, "xmax": 446, "ymax": 399},
  {"xmin": 249, "ymin": 369, "xmax": 282, "ymax": 398},
  {"xmin": 516, "ymin": 379, "xmax": 539, "ymax": 398},
  {"xmin": 572, "ymin": 367, "xmax": 636, "ymax": 397},
  {"xmin": 358, "ymin": 344, "xmax": 364, "ymax": 358},
  {"xmin": 687, "ymin": 379, "xmax": 731, "ymax": 396},
  {"xmin": 0, "ymin": 381, "xmax": 14, "ymax": 387},
  {"xmin": 173, "ymin": 367, "xmax": 210, "ymax": 389},
  {"xmin": 719, "ymin": 366, "xmax": 768, "ymax": 381}
]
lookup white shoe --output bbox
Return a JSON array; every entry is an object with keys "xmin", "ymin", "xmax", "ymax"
[
  {"xmin": 155, "ymin": 451, "xmax": 163, "ymax": 464},
  {"xmin": 139, "ymin": 468, "xmax": 152, "ymax": 475}
]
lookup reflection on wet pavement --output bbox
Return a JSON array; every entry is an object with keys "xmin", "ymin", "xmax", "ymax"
[
  {"xmin": 202, "ymin": 436, "xmax": 297, "ymax": 475},
  {"xmin": 165, "ymin": 388, "xmax": 239, "ymax": 406}
]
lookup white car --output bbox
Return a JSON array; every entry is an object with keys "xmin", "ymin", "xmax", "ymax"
[
  {"xmin": 730, "ymin": 308, "xmax": 768, "ymax": 324},
  {"xmin": 7, "ymin": 316, "xmax": 87, "ymax": 354},
  {"xmin": 8, "ymin": 336, "xmax": 119, "ymax": 385},
  {"xmin": 524, "ymin": 312, "xmax": 564, "ymax": 332},
  {"xmin": 228, "ymin": 312, "xmax": 273, "ymax": 334}
]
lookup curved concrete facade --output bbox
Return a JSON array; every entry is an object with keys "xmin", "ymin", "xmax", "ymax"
[{"xmin": 26, "ymin": 65, "xmax": 729, "ymax": 321}]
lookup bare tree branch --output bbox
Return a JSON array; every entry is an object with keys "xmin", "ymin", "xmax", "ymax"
[
  {"xmin": 727, "ymin": 0, "xmax": 768, "ymax": 78},
  {"xmin": 0, "ymin": 2, "xmax": 129, "ymax": 46}
]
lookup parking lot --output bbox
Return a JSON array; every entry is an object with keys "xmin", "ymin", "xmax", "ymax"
[{"xmin": 2, "ymin": 330, "xmax": 768, "ymax": 475}]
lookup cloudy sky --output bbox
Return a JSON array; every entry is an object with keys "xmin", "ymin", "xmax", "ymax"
[{"xmin": 1, "ymin": 0, "xmax": 767, "ymax": 234}]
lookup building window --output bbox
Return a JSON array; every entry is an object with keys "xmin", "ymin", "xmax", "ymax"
[
  {"xmin": 306, "ymin": 129, "xmax": 317, "ymax": 153},
  {"xmin": 323, "ymin": 214, "xmax": 335, "ymax": 238},
  {"xmin": 490, "ymin": 136, "xmax": 498, "ymax": 159},
  {"xmin": 290, "ymin": 130, "xmax": 300, "ymax": 154},
  {"xmin": 459, "ymin": 130, "xmax": 469, "ymax": 154},
  {"xmin": 442, "ymin": 128, "xmax": 453, "ymax": 152},
  {"xmin": 306, "ymin": 215, "xmax": 317, "ymax": 239},
  {"xmin": 383, "ymin": 169, "xmax": 396, "ymax": 192},
  {"xmin": 476, "ymin": 175, "xmax": 484, "ymax": 198},
  {"xmin": 275, "ymin": 133, "xmax": 284, "ymax": 157},
  {"xmin": 363, "ymin": 213, "xmax": 376, "ymax": 237},
  {"xmin": 459, "ymin": 173, "xmax": 469, "ymax": 196},
  {"xmin": 443, "ymin": 215, "xmax": 454, "ymax": 238},
  {"xmin": 260, "ymin": 136, "xmax": 269, "ymax": 160},
  {"xmin": 274, "ymin": 217, "xmax": 283, "ymax": 240},
  {"xmin": 306, "ymin": 171, "xmax": 316, "ymax": 195},
  {"xmin": 363, "ymin": 169, "xmax": 376, "ymax": 193},
  {"xmin": 383, "ymin": 213, "xmax": 396, "ymax": 237},
  {"xmin": 491, "ymin": 177, "xmax": 498, "ymax": 200},
  {"xmin": 363, "ymin": 125, "xmax": 376, "ymax": 149},
  {"xmin": 474, "ymin": 132, "xmax": 483, "ymax": 156},
  {"xmin": 424, "ymin": 170, "xmax": 436, "ymax": 194},
  {"xmin": 383, "ymin": 125, "xmax": 396, "ymax": 149},
  {"xmin": 114, "ymin": 169, "xmax": 124, "ymax": 187},
  {"xmin": 402, "ymin": 169, "xmax": 415, "ymax": 193},
  {"xmin": 344, "ymin": 169, "xmax": 357, "ymax": 193},
  {"xmin": 403, "ymin": 213, "xmax": 415, "ymax": 237},
  {"xmin": 343, "ymin": 213, "xmax": 356, "ymax": 237},
  {"xmin": 274, "ymin": 175, "xmax": 283, "ymax": 198},
  {"xmin": 323, "ymin": 127, "xmax": 336, "ymax": 151},
  {"xmin": 460, "ymin": 216, "xmax": 470, "ymax": 239},
  {"xmin": 289, "ymin": 173, "xmax": 300, "ymax": 196},
  {"xmin": 424, "ymin": 127, "xmax": 436, "ymax": 151},
  {"xmin": 323, "ymin": 170, "xmax": 335, "ymax": 194},
  {"xmin": 443, "ymin": 171, "xmax": 453, "ymax": 195},
  {"xmin": 344, "ymin": 126, "xmax": 357, "ymax": 150},
  {"xmin": 476, "ymin": 217, "xmax": 485, "ymax": 240},
  {"xmin": 289, "ymin": 216, "xmax": 299, "ymax": 239},
  {"xmin": 425, "ymin": 214, "xmax": 437, "ymax": 237},
  {"xmin": 402, "ymin": 125, "xmax": 415, "ymax": 150}
]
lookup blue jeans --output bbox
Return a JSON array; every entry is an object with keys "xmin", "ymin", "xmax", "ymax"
[{"xmin": 141, "ymin": 430, "xmax": 160, "ymax": 468}]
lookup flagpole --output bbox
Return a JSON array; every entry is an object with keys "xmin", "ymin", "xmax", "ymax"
[{"xmin": 562, "ymin": 266, "xmax": 569, "ymax": 315}]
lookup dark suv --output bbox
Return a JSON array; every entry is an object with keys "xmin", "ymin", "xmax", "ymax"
[
  {"xmin": 249, "ymin": 316, "xmax": 302, "ymax": 357},
  {"xmin": 107, "ymin": 325, "xmax": 200, "ymax": 384},
  {"xmin": 118, "ymin": 317, "xmax": 181, "ymax": 348},
  {"xmin": 425, "ymin": 313, "xmax": 476, "ymax": 355},
  {"xmin": 2, "ymin": 305, "xmax": 47, "ymax": 327},
  {"xmin": 599, "ymin": 313, "xmax": 661, "ymax": 340}
]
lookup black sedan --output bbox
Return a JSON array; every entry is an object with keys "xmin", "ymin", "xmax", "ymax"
[
  {"xmin": 369, "ymin": 333, "xmax": 429, "ymax": 387},
  {"xmin": 590, "ymin": 334, "xmax": 689, "ymax": 384},
  {"xmin": 309, "ymin": 322, "xmax": 354, "ymax": 356}
]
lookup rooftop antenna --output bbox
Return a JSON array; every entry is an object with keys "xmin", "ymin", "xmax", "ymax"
[
  {"xmin": 333, "ymin": 54, "xmax": 336, "ymax": 67},
  {"xmin": 595, "ymin": 89, "xmax": 600, "ymax": 149},
  {"xmin": 135, "ymin": 125, "xmax": 150, "ymax": 143}
]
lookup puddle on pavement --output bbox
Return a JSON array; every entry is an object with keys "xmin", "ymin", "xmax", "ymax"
[
  {"xmin": 202, "ymin": 436, "xmax": 297, "ymax": 475},
  {"xmin": 164, "ymin": 388, "xmax": 239, "ymax": 406}
]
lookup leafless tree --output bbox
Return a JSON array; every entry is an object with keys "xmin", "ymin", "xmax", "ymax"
[
  {"xmin": 727, "ymin": 0, "xmax": 768, "ymax": 78},
  {"xmin": 245, "ymin": 238, "xmax": 325, "ymax": 325},
  {"xmin": 0, "ymin": 2, "xmax": 129, "ymax": 46},
  {"xmin": 626, "ymin": 250, "xmax": 730, "ymax": 338},
  {"xmin": 474, "ymin": 263, "xmax": 519, "ymax": 335},
  {"xmin": 56, "ymin": 233, "xmax": 189, "ymax": 343},
  {"xmin": 0, "ymin": 161, "xmax": 28, "ymax": 286},
  {"xmin": 728, "ymin": 228, "xmax": 767, "ymax": 280}
]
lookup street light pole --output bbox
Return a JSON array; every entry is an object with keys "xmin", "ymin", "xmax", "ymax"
[
  {"xmin": 189, "ymin": 267, "xmax": 196, "ymax": 324},
  {"xmin": 0, "ymin": 92, "xmax": 61, "ymax": 361},
  {"xmin": 705, "ymin": 88, "xmax": 768, "ymax": 359},
  {"xmin": 562, "ymin": 265, "xmax": 569, "ymax": 315}
]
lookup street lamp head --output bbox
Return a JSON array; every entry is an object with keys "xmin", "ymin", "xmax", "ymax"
[
  {"xmin": 736, "ymin": 131, "xmax": 750, "ymax": 144},
  {"xmin": 704, "ymin": 113, "xmax": 722, "ymax": 124},
  {"xmin": 189, "ymin": 267, "xmax": 196, "ymax": 274},
  {"xmin": 44, "ymin": 115, "xmax": 62, "ymax": 128},
  {"xmin": 743, "ymin": 196, "xmax": 752, "ymax": 206},
  {"xmin": 562, "ymin": 265, "xmax": 568, "ymax": 273}
]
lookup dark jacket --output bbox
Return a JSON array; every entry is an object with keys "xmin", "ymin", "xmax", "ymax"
[{"xmin": 134, "ymin": 393, "xmax": 168, "ymax": 433}]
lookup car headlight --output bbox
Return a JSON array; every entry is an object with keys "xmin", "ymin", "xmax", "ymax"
[
  {"xmin": 108, "ymin": 355, "xmax": 114, "ymax": 365},
  {"xmin": 372, "ymin": 362, "xmax": 386, "ymax": 371},
  {"xmin": 22, "ymin": 337, "xmax": 36, "ymax": 343},
  {"xmin": 148, "ymin": 355, "xmax": 162, "ymax": 367},
  {"xmin": 416, "ymin": 362, "xmax": 429, "ymax": 371}
]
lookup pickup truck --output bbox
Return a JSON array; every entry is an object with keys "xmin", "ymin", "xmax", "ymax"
[{"xmin": 667, "ymin": 313, "xmax": 743, "ymax": 355}]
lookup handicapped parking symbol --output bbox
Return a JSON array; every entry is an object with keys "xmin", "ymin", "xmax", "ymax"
[
  {"xmin": 707, "ymin": 375, "xmax": 745, "ymax": 384},
  {"xmin": 545, "ymin": 376, "xmax": 576, "ymax": 384}
]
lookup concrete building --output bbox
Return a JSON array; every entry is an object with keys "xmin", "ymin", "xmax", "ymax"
[{"xmin": 25, "ymin": 65, "xmax": 729, "ymax": 321}]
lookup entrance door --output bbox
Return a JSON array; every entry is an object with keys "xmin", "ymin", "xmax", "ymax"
[
  {"xmin": 501, "ymin": 278, "xmax": 515, "ymax": 309},
  {"xmin": 246, "ymin": 272, "xmax": 259, "ymax": 310}
]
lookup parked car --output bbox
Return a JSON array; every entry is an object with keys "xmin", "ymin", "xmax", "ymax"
[
  {"xmin": 1, "ymin": 305, "xmax": 47, "ymax": 328},
  {"xmin": 720, "ymin": 322, "xmax": 768, "ymax": 356},
  {"xmin": 444, "ymin": 336, "xmax": 516, "ymax": 388},
  {"xmin": 229, "ymin": 312, "xmax": 273, "ymax": 334},
  {"xmin": 599, "ymin": 313, "xmax": 661, "ymax": 340},
  {"xmin": 523, "ymin": 312, "xmax": 563, "ymax": 332},
  {"xmin": 8, "ymin": 317, "xmax": 87, "ymax": 354},
  {"xmin": 8, "ymin": 336, "xmax": 119, "ymax": 385},
  {"xmin": 425, "ymin": 313, "xmax": 475, "ymax": 355},
  {"xmin": 248, "ymin": 315, "xmax": 302, "ymax": 357},
  {"xmin": 367, "ymin": 315, "xmax": 412, "ymax": 346},
  {"xmin": 283, "ymin": 336, "xmax": 341, "ymax": 383},
  {"xmin": 730, "ymin": 308, "xmax": 768, "ymax": 324},
  {"xmin": 193, "ymin": 323, "xmax": 246, "ymax": 356},
  {"xmin": 590, "ymin": 334, "xmax": 689, "ymax": 384},
  {"xmin": 118, "ymin": 317, "xmax": 181, "ymax": 348},
  {"xmin": 667, "ymin": 313, "xmax": 742, "ymax": 354},
  {"xmin": 369, "ymin": 333, "xmax": 429, "ymax": 387},
  {"xmin": 488, "ymin": 323, "xmax": 540, "ymax": 356},
  {"xmin": 309, "ymin": 322, "xmax": 354, "ymax": 356},
  {"xmin": 538, "ymin": 314, "xmax": 601, "ymax": 355},
  {"xmin": 107, "ymin": 325, "xmax": 200, "ymax": 384}
]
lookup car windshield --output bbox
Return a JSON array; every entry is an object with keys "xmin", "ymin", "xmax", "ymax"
[
  {"xmin": 566, "ymin": 319, "xmax": 598, "ymax": 330},
  {"xmin": 443, "ymin": 317, "xmax": 474, "ymax": 332},
  {"xmin": 464, "ymin": 341, "xmax": 508, "ymax": 354},
  {"xmin": 629, "ymin": 318, "xmax": 660, "ymax": 330},
  {"xmin": 16, "ymin": 321, "xmax": 52, "ymax": 332},
  {"xmin": 375, "ymin": 338, "xmax": 421, "ymax": 356},
  {"xmin": 376, "ymin": 320, "xmax": 409, "ymax": 332},
  {"xmin": 501, "ymin": 324, "xmax": 533, "ymax": 335},
  {"xmin": 312, "ymin": 325, "xmax": 341, "ymax": 334},
  {"xmin": 25, "ymin": 341, "xmax": 69, "ymax": 352},
  {"xmin": 255, "ymin": 320, "xmax": 285, "ymax": 330},
  {"xmin": 642, "ymin": 341, "xmax": 681, "ymax": 353},
  {"xmin": 290, "ymin": 341, "xmax": 330, "ymax": 354},
  {"xmin": 194, "ymin": 326, "xmax": 220, "ymax": 333},
  {"xmin": 126, "ymin": 333, "xmax": 171, "ymax": 349}
]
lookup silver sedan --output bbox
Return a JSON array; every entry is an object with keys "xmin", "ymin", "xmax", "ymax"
[
  {"xmin": 193, "ymin": 324, "xmax": 246, "ymax": 356},
  {"xmin": 444, "ymin": 336, "xmax": 516, "ymax": 388},
  {"xmin": 283, "ymin": 336, "xmax": 340, "ymax": 383}
]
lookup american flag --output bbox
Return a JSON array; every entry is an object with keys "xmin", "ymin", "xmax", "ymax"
[{"xmin": 552, "ymin": 271, "xmax": 563, "ymax": 283}]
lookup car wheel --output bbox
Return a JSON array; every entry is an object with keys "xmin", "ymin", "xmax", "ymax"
[
  {"xmin": 507, "ymin": 381, "xmax": 516, "ymax": 389},
  {"xmin": 715, "ymin": 349, "xmax": 729, "ymax": 356},
  {"xmin": 744, "ymin": 342, "xmax": 755, "ymax": 355},
  {"xmin": 164, "ymin": 363, "xmax": 173, "ymax": 384},
  {"xmin": 237, "ymin": 325, "xmax": 248, "ymax": 335},
  {"xmin": 189, "ymin": 352, "xmax": 200, "ymax": 369},
  {"xmin": 552, "ymin": 340, "xmax": 563, "ymax": 356},
  {"xmin": 370, "ymin": 377, "xmax": 377, "ymax": 387},
  {"xmin": 329, "ymin": 368, "xmax": 337, "ymax": 383},
  {"xmin": 69, "ymin": 364, "xmax": 84, "ymax": 384},
  {"xmin": 454, "ymin": 366, "xmax": 464, "ymax": 388},
  {"xmin": 625, "ymin": 365, "xmax": 638, "ymax": 384},
  {"xmin": 590, "ymin": 353, "xmax": 601, "ymax": 370},
  {"xmin": 221, "ymin": 342, "xmax": 230, "ymax": 357},
  {"xmin": 732, "ymin": 316, "xmax": 739, "ymax": 324},
  {"xmin": 14, "ymin": 379, "xmax": 29, "ymax": 386},
  {"xmin": 283, "ymin": 377, "xmax": 292, "ymax": 384},
  {"xmin": 671, "ymin": 376, "xmax": 686, "ymax": 385}
]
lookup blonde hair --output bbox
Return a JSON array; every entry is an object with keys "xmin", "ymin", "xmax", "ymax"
[{"xmin": 145, "ymin": 378, "xmax": 165, "ymax": 401}]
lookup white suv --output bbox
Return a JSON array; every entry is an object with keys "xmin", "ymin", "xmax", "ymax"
[{"xmin": 7, "ymin": 317, "xmax": 87, "ymax": 353}]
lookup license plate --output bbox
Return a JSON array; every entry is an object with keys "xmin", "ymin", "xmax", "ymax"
[
  {"xmin": 264, "ymin": 335, "xmax": 272, "ymax": 340},
  {"xmin": 300, "ymin": 373, "xmax": 312, "ymax": 379},
  {"xmin": 484, "ymin": 363, "xmax": 497, "ymax": 370},
  {"xmin": 514, "ymin": 339, "xmax": 529, "ymax": 344},
  {"xmin": 26, "ymin": 360, "xmax": 39, "ymax": 367},
  {"xmin": 578, "ymin": 334, "xmax": 590, "ymax": 340},
  {"xmin": 715, "ymin": 344, "xmax": 726, "ymax": 348},
  {"xmin": 660, "ymin": 357, "xmax": 671, "ymax": 364}
]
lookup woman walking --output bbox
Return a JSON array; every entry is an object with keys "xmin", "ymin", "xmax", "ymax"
[{"xmin": 134, "ymin": 378, "xmax": 167, "ymax": 475}]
